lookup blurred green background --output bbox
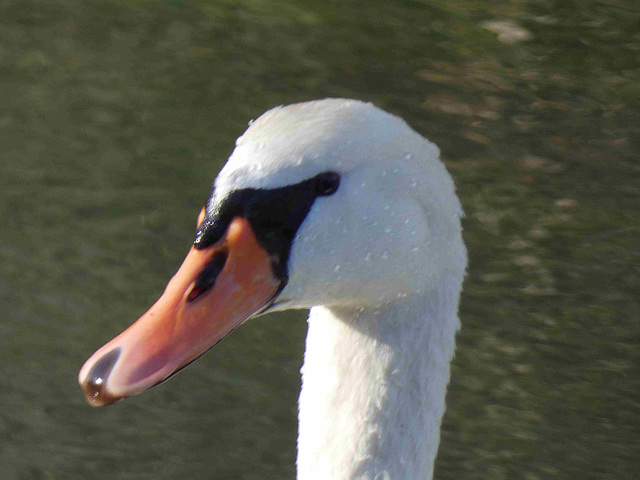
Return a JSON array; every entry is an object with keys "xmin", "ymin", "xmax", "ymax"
[{"xmin": 1, "ymin": 0, "xmax": 638, "ymax": 478}]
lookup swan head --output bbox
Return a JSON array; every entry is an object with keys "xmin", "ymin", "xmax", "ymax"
[{"xmin": 78, "ymin": 99, "xmax": 465, "ymax": 406}]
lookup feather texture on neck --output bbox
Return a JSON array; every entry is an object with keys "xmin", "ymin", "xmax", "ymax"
[{"xmin": 297, "ymin": 273, "xmax": 463, "ymax": 480}]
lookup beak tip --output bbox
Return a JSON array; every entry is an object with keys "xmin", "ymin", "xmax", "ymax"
[
  {"xmin": 79, "ymin": 347, "xmax": 124, "ymax": 408},
  {"xmin": 79, "ymin": 377, "xmax": 125, "ymax": 408}
]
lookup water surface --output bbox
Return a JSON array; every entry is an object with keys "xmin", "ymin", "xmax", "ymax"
[{"xmin": 1, "ymin": 0, "xmax": 638, "ymax": 479}]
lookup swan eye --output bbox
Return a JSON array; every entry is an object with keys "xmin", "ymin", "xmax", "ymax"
[
  {"xmin": 314, "ymin": 172, "xmax": 340, "ymax": 196},
  {"xmin": 187, "ymin": 251, "xmax": 227, "ymax": 302}
]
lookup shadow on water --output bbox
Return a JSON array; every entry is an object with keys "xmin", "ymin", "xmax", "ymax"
[{"xmin": 0, "ymin": 0, "xmax": 638, "ymax": 478}]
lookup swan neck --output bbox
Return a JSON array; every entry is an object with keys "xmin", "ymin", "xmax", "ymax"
[{"xmin": 297, "ymin": 280, "xmax": 461, "ymax": 480}]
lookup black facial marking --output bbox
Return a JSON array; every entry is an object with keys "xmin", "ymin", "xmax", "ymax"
[{"xmin": 194, "ymin": 171, "xmax": 341, "ymax": 282}]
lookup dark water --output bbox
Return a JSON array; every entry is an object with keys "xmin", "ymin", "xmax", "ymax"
[{"xmin": 1, "ymin": 0, "xmax": 638, "ymax": 479}]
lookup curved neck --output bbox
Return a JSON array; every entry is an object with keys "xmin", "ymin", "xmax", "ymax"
[{"xmin": 296, "ymin": 276, "xmax": 462, "ymax": 480}]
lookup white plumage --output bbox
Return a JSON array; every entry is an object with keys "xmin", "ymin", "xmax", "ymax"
[
  {"xmin": 79, "ymin": 98, "xmax": 467, "ymax": 480},
  {"xmin": 217, "ymin": 99, "xmax": 466, "ymax": 479}
]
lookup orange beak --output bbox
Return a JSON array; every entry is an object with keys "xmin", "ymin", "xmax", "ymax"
[{"xmin": 78, "ymin": 214, "xmax": 281, "ymax": 407}]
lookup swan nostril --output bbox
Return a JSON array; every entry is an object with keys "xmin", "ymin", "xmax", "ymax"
[
  {"xmin": 187, "ymin": 251, "xmax": 227, "ymax": 303},
  {"xmin": 81, "ymin": 348, "xmax": 122, "ymax": 407}
]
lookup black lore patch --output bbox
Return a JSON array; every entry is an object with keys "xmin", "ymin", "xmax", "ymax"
[{"xmin": 194, "ymin": 171, "xmax": 340, "ymax": 282}]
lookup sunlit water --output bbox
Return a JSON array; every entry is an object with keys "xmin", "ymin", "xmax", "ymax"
[{"xmin": 1, "ymin": 0, "xmax": 638, "ymax": 479}]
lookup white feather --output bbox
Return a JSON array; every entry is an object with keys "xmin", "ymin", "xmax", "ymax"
[{"xmin": 217, "ymin": 99, "xmax": 466, "ymax": 480}]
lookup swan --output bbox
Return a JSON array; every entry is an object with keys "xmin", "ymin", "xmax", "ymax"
[{"xmin": 78, "ymin": 98, "xmax": 466, "ymax": 480}]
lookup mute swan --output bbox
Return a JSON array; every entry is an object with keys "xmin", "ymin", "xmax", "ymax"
[{"xmin": 79, "ymin": 99, "xmax": 466, "ymax": 480}]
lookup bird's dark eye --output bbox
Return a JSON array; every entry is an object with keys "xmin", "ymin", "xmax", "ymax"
[
  {"xmin": 187, "ymin": 251, "xmax": 227, "ymax": 302},
  {"xmin": 314, "ymin": 172, "xmax": 340, "ymax": 196}
]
